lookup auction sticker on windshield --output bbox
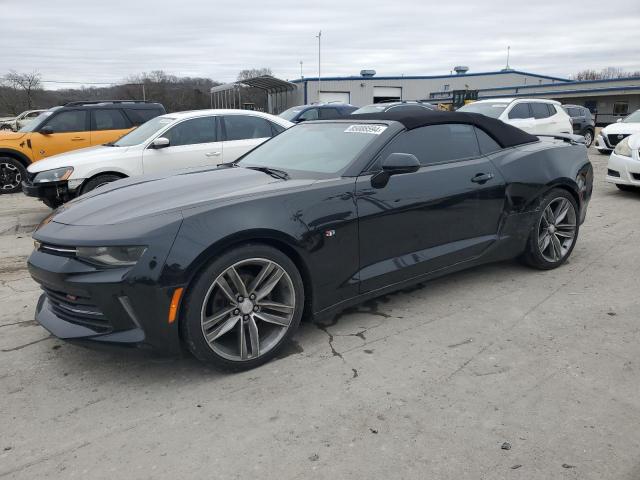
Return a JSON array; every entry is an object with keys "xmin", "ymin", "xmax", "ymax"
[{"xmin": 344, "ymin": 124, "xmax": 387, "ymax": 135}]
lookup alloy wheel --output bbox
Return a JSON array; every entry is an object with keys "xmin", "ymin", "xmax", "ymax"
[
  {"xmin": 0, "ymin": 162, "xmax": 21, "ymax": 191},
  {"xmin": 583, "ymin": 131, "xmax": 593, "ymax": 147},
  {"xmin": 200, "ymin": 258, "xmax": 296, "ymax": 361},
  {"xmin": 537, "ymin": 197, "xmax": 577, "ymax": 263}
]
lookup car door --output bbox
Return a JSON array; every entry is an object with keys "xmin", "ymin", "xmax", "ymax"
[
  {"xmin": 355, "ymin": 124, "xmax": 506, "ymax": 293},
  {"xmin": 567, "ymin": 107, "xmax": 582, "ymax": 133},
  {"xmin": 505, "ymin": 102, "xmax": 536, "ymax": 133},
  {"xmin": 142, "ymin": 116, "xmax": 222, "ymax": 174},
  {"xmin": 530, "ymin": 102, "xmax": 554, "ymax": 134},
  {"xmin": 90, "ymin": 108, "xmax": 135, "ymax": 146},
  {"xmin": 29, "ymin": 109, "xmax": 90, "ymax": 160},
  {"xmin": 220, "ymin": 115, "xmax": 274, "ymax": 163}
]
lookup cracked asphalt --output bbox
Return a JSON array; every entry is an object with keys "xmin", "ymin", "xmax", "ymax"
[{"xmin": 1, "ymin": 150, "xmax": 639, "ymax": 479}]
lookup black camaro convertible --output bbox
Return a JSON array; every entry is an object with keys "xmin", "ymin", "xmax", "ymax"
[{"xmin": 28, "ymin": 110, "xmax": 593, "ymax": 369}]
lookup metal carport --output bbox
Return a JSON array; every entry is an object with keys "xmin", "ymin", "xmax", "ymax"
[{"xmin": 210, "ymin": 76, "xmax": 297, "ymax": 114}]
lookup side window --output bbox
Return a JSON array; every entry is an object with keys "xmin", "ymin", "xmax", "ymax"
[
  {"xmin": 547, "ymin": 104, "xmax": 557, "ymax": 116},
  {"xmin": 377, "ymin": 124, "xmax": 480, "ymax": 167},
  {"xmin": 318, "ymin": 108, "xmax": 340, "ymax": 120},
  {"xmin": 508, "ymin": 103, "xmax": 531, "ymax": 119},
  {"xmin": 270, "ymin": 122, "xmax": 286, "ymax": 136},
  {"xmin": 475, "ymin": 128, "xmax": 502, "ymax": 155},
  {"xmin": 124, "ymin": 108, "xmax": 163, "ymax": 126},
  {"xmin": 91, "ymin": 109, "xmax": 131, "ymax": 131},
  {"xmin": 164, "ymin": 117, "xmax": 217, "ymax": 147},
  {"xmin": 43, "ymin": 110, "xmax": 88, "ymax": 133},
  {"xmin": 27, "ymin": 111, "xmax": 41, "ymax": 118},
  {"xmin": 223, "ymin": 115, "xmax": 273, "ymax": 141},
  {"xmin": 531, "ymin": 103, "xmax": 550, "ymax": 119},
  {"xmin": 298, "ymin": 108, "xmax": 319, "ymax": 121}
]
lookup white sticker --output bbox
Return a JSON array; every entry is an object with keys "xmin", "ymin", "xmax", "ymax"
[{"xmin": 344, "ymin": 124, "xmax": 387, "ymax": 135}]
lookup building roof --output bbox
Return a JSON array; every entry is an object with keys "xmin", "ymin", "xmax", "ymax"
[
  {"xmin": 291, "ymin": 69, "xmax": 570, "ymax": 83},
  {"xmin": 211, "ymin": 75, "xmax": 297, "ymax": 94},
  {"xmin": 350, "ymin": 109, "xmax": 538, "ymax": 148}
]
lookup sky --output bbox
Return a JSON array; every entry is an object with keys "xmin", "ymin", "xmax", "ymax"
[{"xmin": 2, "ymin": 0, "xmax": 639, "ymax": 88}]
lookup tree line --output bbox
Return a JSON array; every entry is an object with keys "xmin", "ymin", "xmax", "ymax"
[{"xmin": 0, "ymin": 68, "xmax": 273, "ymax": 116}]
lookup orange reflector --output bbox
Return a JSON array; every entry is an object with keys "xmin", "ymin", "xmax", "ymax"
[{"xmin": 168, "ymin": 287, "xmax": 184, "ymax": 324}]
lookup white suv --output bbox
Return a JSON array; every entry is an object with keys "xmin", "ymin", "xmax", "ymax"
[
  {"xmin": 458, "ymin": 98, "xmax": 572, "ymax": 135},
  {"xmin": 23, "ymin": 109, "xmax": 293, "ymax": 208}
]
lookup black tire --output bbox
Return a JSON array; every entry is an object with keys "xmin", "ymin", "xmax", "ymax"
[
  {"xmin": 597, "ymin": 149, "xmax": 610, "ymax": 155},
  {"xmin": 181, "ymin": 243, "xmax": 304, "ymax": 371},
  {"xmin": 42, "ymin": 197, "xmax": 63, "ymax": 209},
  {"xmin": 582, "ymin": 128, "xmax": 594, "ymax": 148},
  {"xmin": 522, "ymin": 188, "xmax": 579, "ymax": 270},
  {"xmin": 615, "ymin": 184, "xmax": 638, "ymax": 192},
  {"xmin": 80, "ymin": 174, "xmax": 123, "ymax": 195},
  {"xmin": 0, "ymin": 157, "xmax": 27, "ymax": 194}
]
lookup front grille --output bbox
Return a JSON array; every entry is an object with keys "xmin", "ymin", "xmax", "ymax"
[
  {"xmin": 608, "ymin": 134, "xmax": 629, "ymax": 147},
  {"xmin": 43, "ymin": 286, "xmax": 111, "ymax": 332},
  {"xmin": 608, "ymin": 169, "xmax": 621, "ymax": 178}
]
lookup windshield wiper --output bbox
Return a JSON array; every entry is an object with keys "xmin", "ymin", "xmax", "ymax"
[{"xmin": 244, "ymin": 166, "xmax": 289, "ymax": 180}]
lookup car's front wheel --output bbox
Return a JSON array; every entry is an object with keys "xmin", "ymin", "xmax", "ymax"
[
  {"xmin": 81, "ymin": 174, "xmax": 123, "ymax": 195},
  {"xmin": 182, "ymin": 244, "xmax": 304, "ymax": 370},
  {"xmin": 597, "ymin": 148, "xmax": 610, "ymax": 155},
  {"xmin": 0, "ymin": 157, "xmax": 26, "ymax": 194},
  {"xmin": 522, "ymin": 189, "xmax": 579, "ymax": 270}
]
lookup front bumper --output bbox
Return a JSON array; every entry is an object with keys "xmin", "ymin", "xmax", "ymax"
[
  {"xmin": 606, "ymin": 151, "xmax": 640, "ymax": 186},
  {"xmin": 594, "ymin": 134, "xmax": 612, "ymax": 151},
  {"xmin": 21, "ymin": 179, "xmax": 78, "ymax": 204}
]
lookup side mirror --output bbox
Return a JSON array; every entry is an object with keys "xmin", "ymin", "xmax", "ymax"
[
  {"xmin": 40, "ymin": 126, "xmax": 53, "ymax": 135},
  {"xmin": 616, "ymin": 118, "xmax": 623, "ymax": 123},
  {"xmin": 372, "ymin": 153, "xmax": 420, "ymax": 188},
  {"xmin": 296, "ymin": 117, "xmax": 306, "ymax": 123},
  {"xmin": 151, "ymin": 137, "xmax": 170, "ymax": 149}
]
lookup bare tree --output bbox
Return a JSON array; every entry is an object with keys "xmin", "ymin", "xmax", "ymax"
[
  {"xmin": 573, "ymin": 67, "xmax": 640, "ymax": 81},
  {"xmin": 237, "ymin": 68, "xmax": 273, "ymax": 81},
  {"xmin": 3, "ymin": 70, "xmax": 42, "ymax": 109}
]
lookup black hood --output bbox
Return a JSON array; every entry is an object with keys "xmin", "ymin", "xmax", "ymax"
[{"xmin": 51, "ymin": 167, "xmax": 315, "ymax": 226}]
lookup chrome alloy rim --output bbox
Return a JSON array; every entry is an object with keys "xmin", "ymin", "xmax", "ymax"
[
  {"xmin": 537, "ymin": 197, "xmax": 577, "ymax": 263},
  {"xmin": 0, "ymin": 162, "xmax": 21, "ymax": 191},
  {"xmin": 584, "ymin": 131, "xmax": 593, "ymax": 147},
  {"xmin": 200, "ymin": 258, "xmax": 295, "ymax": 361}
]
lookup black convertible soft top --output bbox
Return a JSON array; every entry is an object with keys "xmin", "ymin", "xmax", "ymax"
[{"xmin": 351, "ymin": 109, "xmax": 539, "ymax": 148}]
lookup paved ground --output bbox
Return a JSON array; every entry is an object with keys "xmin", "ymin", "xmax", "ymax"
[{"xmin": 1, "ymin": 150, "xmax": 639, "ymax": 479}]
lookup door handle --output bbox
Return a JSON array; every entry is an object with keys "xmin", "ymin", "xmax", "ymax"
[
  {"xmin": 71, "ymin": 137, "xmax": 86, "ymax": 141},
  {"xmin": 471, "ymin": 173, "xmax": 494, "ymax": 184},
  {"xmin": 205, "ymin": 152, "xmax": 221, "ymax": 157}
]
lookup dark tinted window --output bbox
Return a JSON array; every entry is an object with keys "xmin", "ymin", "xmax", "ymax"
[
  {"xmin": 531, "ymin": 103, "xmax": 551, "ymax": 119},
  {"xmin": 44, "ymin": 110, "xmax": 88, "ymax": 133},
  {"xmin": 318, "ymin": 108, "xmax": 341, "ymax": 119},
  {"xmin": 547, "ymin": 104, "xmax": 557, "ymax": 116},
  {"xmin": 475, "ymin": 128, "xmax": 502, "ymax": 155},
  {"xmin": 508, "ymin": 103, "xmax": 531, "ymax": 119},
  {"xmin": 298, "ymin": 108, "xmax": 319, "ymax": 121},
  {"xmin": 91, "ymin": 109, "xmax": 130, "ymax": 130},
  {"xmin": 224, "ymin": 115, "xmax": 272, "ymax": 140},
  {"xmin": 270, "ymin": 122, "xmax": 286, "ymax": 135},
  {"xmin": 125, "ymin": 108, "xmax": 164, "ymax": 126},
  {"xmin": 378, "ymin": 124, "xmax": 480, "ymax": 167},
  {"xmin": 164, "ymin": 117, "xmax": 216, "ymax": 146}
]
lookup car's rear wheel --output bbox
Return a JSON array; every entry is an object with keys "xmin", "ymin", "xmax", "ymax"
[
  {"xmin": 582, "ymin": 129, "xmax": 593, "ymax": 148},
  {"xmin": 81, "ymin": 174, "xmax": 122, "ymax": 195},
  {"xmin": 522, "ymin": 189, "xmax": 579, "ymax": 270},
  {"xmin": 0, "ymin": 157, "xmax": 26, "ymax": 194},
  {"xmin": 182, "ymin": 244, "xmax": 304, "ymax": 370}
]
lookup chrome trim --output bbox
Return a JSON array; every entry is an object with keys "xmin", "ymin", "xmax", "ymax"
[
  {"xmin": 56, "ymin": 303, "xmax": 103, "ymax": 316},
  {"xmin": 40, "ymin": 244, "xmax": 77, "ymax": 254}
]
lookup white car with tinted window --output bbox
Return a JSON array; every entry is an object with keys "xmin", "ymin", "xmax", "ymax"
[
  {"xmin": 595, "ymin": 110, "xmax": 640, "ymax": 154},
  {"xmin": 605, "ymin": 133, "xmax": 640, "ymax": 191},
  {"xmin": 458, "ymin": 98, "xmax": 572, "ymax": 135},
  {"xmin": 22, "ymin": 110, "xmax": 292, "ymax": 208}
]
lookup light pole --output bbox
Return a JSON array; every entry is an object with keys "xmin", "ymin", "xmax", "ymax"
[
  {"xmin": 316, "ymin": 30, "xmax": 321, "ymax": 103},
  {"xmin": 300, "ymin": 60, "xmax": 303, "ymax": 79}
]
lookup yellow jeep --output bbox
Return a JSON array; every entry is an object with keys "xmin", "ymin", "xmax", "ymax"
[{"xmin": 0, "ymin": 100, "xmax": 165, "ymax": 193}]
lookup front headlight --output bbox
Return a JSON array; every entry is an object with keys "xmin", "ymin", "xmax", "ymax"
[
  {"xmin": 76, "ymin": 246, "xmax": 147, "ymax": 266},
  {"xmin": 33, "ymin": 167, "xmax": 73, "ymax": 183},
  {"xmin": 614, "ymin": 137, "xmax": 632, "ymax": 157}
]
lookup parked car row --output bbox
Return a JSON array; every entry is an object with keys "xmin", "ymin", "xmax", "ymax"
[{"xmin": 26, "ymin": 108, "xmax": 593, "ymax": 369}]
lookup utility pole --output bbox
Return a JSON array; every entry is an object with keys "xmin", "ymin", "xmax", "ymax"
[
  {"xmin": 300, "ymin": 60, "xmax": 304, "ymax": 79},
  {"xmin": 316, "ymin": 30, "xmax": 322, "ymax": 103},
  {"xmin": 142, "ymin": 83, "xmax": 146, "ymax": 101}
]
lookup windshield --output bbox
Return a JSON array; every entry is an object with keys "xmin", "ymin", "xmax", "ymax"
[
  {"xmin": 622, "ymin": 110, "xmax": 640, "ymax": 123},
  {"xmin": 352, "ymin": 105, "xmax": 388, "ymax": 114},
  {"xmin": 458, "ymin": 102, "xmax": 508, "ymax": 118},
  {"xmin": 19, "ymin": 110, "xmax": 54, "ymax": 132},
  {"xmin": 113, "ymin": 116, "xmax": 175, "ymax": 146},
  {"xmin": 279, "ymin": 107, "xmax": 304, "ymax": 121},
  {"xmin": 238, "ymin": 122, "xmax": 386, "ymax": 175}
]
